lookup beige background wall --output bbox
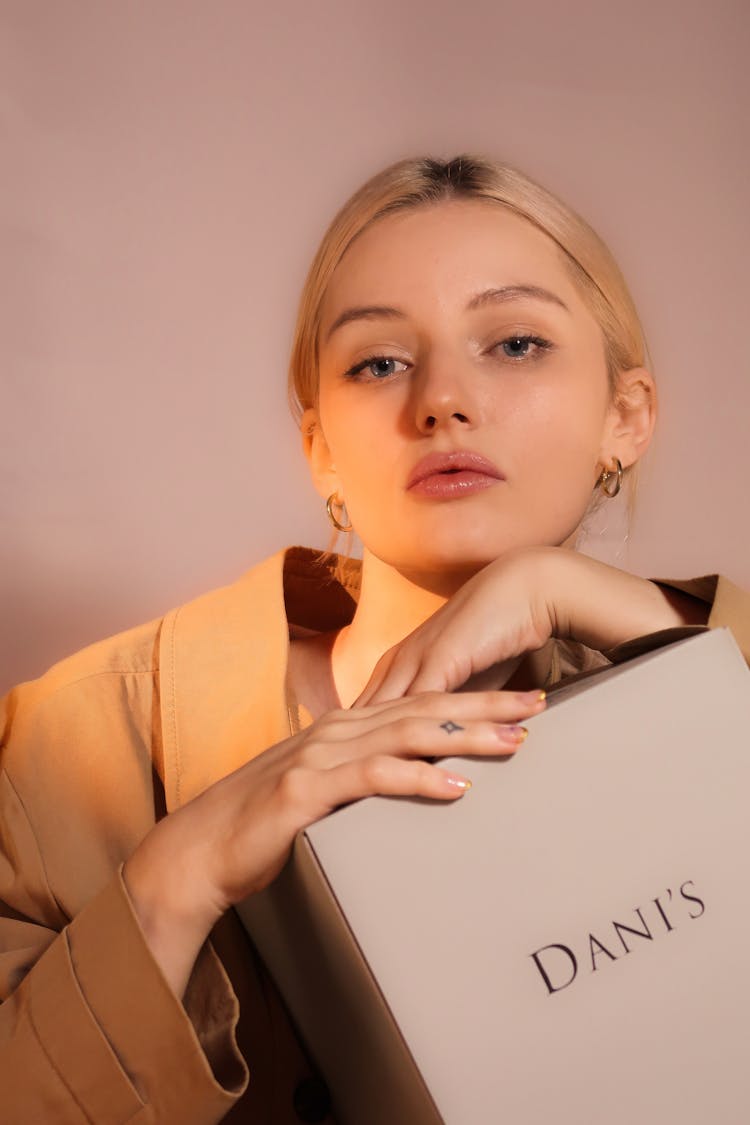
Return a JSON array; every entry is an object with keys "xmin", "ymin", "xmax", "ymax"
[{"xmin": 2, "ymin": 0, "xmax": 748, "ymax": 693}]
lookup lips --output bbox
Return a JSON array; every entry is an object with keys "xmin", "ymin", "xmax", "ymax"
[{"xmin": 406, "ymin": 450, "xmax": 505, "ymax": 497}]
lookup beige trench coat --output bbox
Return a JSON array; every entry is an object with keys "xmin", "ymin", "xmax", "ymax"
[{"xmin": 2, "ymin": 548, "xmax": 749, "ymax": 1124}]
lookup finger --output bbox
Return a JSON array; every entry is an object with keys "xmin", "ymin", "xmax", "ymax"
[
  {"xmin": 356, "ymin": 686, "xmax": 545, "ymax": 724},
  {"xmin": 309, "ymin": 687, "xmax": 545, "ymax": 736},
  {"xmin": 371, "ymin": 688, "xmax": 546, "ymax": 727},
  {"xmin": 301, "ymin": 755, "xmax": 476, "ymax": 820},
  {"xmin": 299, "ymin": 690, "xmax": 547, "ymax": 768},
  {"xmin": 359, "ymin": 653, "xmax": 436, "ymax": 705},
  {"xmin": 400, "ymin": 636, "xmax": 510, "ymax": 697},
  {"xmin": 406, "ymin": 650, "xmax": 498, "ymax": 696},
  {"xmin": 359, "ymin": 641, "xmax": 475, "ymax": 704},
  {"xmin": 306, "ymin": 714, "xmax": 531, "ymax": 772},
  {"xmin": 353, "ymin": 646, "xmax": 403, "ymax": 707},
  {"xmin": 456, "ymin": 656, "xmax": 524, "ymax": 694}
]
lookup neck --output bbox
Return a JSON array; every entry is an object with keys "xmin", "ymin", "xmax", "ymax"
[{"xmin": 331, "ymin": 549, "xmax": 465, "ymax": 707}]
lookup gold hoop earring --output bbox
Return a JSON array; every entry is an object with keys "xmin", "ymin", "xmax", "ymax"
[
  {"xmin": 598, "ymin": 458, "xmax": 623, "ymax": 498},
  {"xmin": 326, "ymin": 493, "xmax": 353, "ymax": 532}
]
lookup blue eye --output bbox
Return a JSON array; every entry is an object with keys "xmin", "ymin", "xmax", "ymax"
[
  {"xmin": 344, "ymin": 355, "xmax": 409, "ymax": 380},
  {"xmin": 498, "ymin": 335, "xmax": 550, "ymax": 359}
]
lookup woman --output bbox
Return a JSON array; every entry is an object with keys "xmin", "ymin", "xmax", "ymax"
[{"xmin": 2, "ymin": 155, "xmax": 748, "ymax": 1124}]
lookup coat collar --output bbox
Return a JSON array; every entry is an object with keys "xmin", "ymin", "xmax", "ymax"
[
  {"xmin": 158, "ymin": 547, "xmax": 359, "ymax": 811},
  {"xmin": 157, "ymin": 545, "xmax": 712, "ymax": 812}
]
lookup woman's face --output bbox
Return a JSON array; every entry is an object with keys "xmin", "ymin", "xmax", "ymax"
[{"xmin": 308, "ymin": 199, "xmax": 639, "ymax": 583}]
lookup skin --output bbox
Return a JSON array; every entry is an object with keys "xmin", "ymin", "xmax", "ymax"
[
  {"xmin": 311, "ymin": 199, "xmax": 633, "ymax": 585},
  {"xmin": 304, "ymin": 200, "xmax": 701, "ymax": 706},
  {"xmin": 124, "ymin": 199, "xmax": 707, "ymax": 1000}
]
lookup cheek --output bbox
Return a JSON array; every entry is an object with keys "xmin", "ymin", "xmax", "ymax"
[
  {"xmin": 493, "ymin": 380, "xmax": 609, "ymax": 520},
  {"xmin": 495, "ymin": 392, "xmax": 599, "ymax": 454},
  {"xmin": 319, "ymin": 398, "xmax": 400, "ymax": 500}
]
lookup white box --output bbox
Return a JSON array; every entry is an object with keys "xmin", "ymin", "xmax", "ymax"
[{"xmin": 238, "ymin": 629, "xmax": 750, "ymax": 1124}]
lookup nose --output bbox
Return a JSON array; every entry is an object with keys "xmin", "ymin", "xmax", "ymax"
[{"xmin": 412, "ymin": 353, "xmax": 478, "ymax": 434}]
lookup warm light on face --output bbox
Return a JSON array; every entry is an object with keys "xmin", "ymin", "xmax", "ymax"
[{"xmin": 309, "ymin": 200, "xmax": 621, "ymax": 581}]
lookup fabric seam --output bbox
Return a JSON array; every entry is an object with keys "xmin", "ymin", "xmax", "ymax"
[{"xmin": 26, "ymin": 995, "xmax": 98, "ymax": 1125}]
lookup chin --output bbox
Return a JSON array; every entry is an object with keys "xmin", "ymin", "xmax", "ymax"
[
  {"xmin": 402, "ymin": 531, "xmax": 527, "ymax": 569},
  {"xmin": 391, "ymin": 543, "xmax": 509, "ymax": 591}
]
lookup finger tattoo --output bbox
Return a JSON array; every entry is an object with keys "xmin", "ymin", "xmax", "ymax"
[{"xmin": 440, "ymin": 720, "xmax": 465, "ymax": 734}]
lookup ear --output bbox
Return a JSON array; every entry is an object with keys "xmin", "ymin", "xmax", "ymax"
[
  {"xmin": 300, "ymin": 407, "xmax": 342, "ymax": 501},
  {"xmin": 598, "ymin": 366, "xmax": 657, "ymax": 472}
]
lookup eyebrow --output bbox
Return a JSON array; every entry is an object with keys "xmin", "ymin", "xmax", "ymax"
[
  {"xmin": 467, "ymin": 284, "xmax": 569, "ymax": 313},
  {"xmin": 324, "ymin": 284, "xmax": 569, "ymax": 342}
]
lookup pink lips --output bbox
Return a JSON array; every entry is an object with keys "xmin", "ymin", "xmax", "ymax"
[{"xmin": 406, "ymin": 450, "xmax": 505, "ymax": 498}]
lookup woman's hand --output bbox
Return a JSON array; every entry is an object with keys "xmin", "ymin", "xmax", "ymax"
[
  {"xmin": 356, "ymin": 547, "xmax": 709, "ymax": 705},
  {"xmin": 123, "ymin": 685, "xmax": 546, "ymax": 998}
]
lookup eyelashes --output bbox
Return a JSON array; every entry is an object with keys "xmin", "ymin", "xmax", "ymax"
[
  {"xmin": 342, "ymin": 335, "xmax": 553, "ymax": 382},
  {"xmin": 343, "ymin": 355, "xmax": 409, "ymax": 380},
  {"xmin": 497, "ymin": 335, "xmax": 552, "ymax": 360}
]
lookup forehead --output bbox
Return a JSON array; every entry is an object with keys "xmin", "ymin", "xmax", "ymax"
[{"xmin": 320, "ymin": 199, "xmax": 583, "ymax": 325}]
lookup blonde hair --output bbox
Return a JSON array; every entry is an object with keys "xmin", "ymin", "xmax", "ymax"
[{"xmin": 288, "ymin": 154, "xmax": 649, "ymax": 423}]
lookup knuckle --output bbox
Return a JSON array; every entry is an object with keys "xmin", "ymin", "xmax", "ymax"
[
  {"xmin": 276, "ymin": 766, "xmax": 311, "ymax": 810},
  {"xmin": 362, "ymin": 754, "xmax": 390, "ymax": 790},
  {"xmin": 304, "ymin": 710, "xmax": 348, "ymax": 752},
  {"xmin": 425, "ymin": 690, "xmax": 445, "ymax": 708},
  {"xmin": 326, "ymin": 707, "xmax": 349, "ymax": 724},
  {"xmin": 391, "ymin": 716, "xmax": 426, "ymax": 748},
  {"xmin": 313, "ymin": 709, "xmax": 344, "ymax": 735},
  {"xmin": 295, "ymin": 733, "xmax": 326, "ymax": 769},
  {"xmin": 411, "ymin": 759, "xmax": 436, "ymax": 787}
]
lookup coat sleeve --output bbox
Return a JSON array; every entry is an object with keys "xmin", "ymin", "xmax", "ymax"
[
  {"xmin": 652, "ymin": 574, "xmax": 750, "ymax": 665},
  {"xmin": 0, "ymin": 671, "xmax": 249, "ymax": 1125},
  {"xmin": 598, "ymin": 574, "xmax": 750, "ymax": 668}
]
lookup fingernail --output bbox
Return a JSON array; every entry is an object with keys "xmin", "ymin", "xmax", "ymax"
[
  {"xmin": 443, "ymin": 773, "xmax": 472, "ymax": 791},
  {"xmin": 497, "ymin": 724, "xmax": 529, "ymax": 743},
  {"xmin": 520, "ymin": 689, "xmax": 546, "ymax": 704}
]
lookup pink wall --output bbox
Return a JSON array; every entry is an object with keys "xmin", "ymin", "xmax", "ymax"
[{"xmin": 2, "ymin": 0, "xmax": 748, "ymax": 692}]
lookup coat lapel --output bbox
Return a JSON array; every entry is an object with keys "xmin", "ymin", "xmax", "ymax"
[
  {"xmin": 158, "ymin": 547, "xmax": 361, "ymax": 812},
  {"xmin": 156, "ymin": 548, "xmax": 743, "ymax": 814},
  {"xmin": 159, "ymin": 550, "xmax": 291, "ymax": 811}
]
